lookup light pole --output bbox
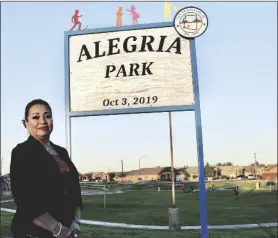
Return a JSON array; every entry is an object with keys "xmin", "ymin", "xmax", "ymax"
[
  {"xmin": 0, "ymin": 157, "xmax": 3, "ymax": 194},
  {"xmin": 168, "ymin": 112, "xmax": 176, "ymax": 208},
  {"xmin": 0, "ymin": 157, "xmax": 3, "ymax": 177},
  {"xmin": 121, "ymin": 159, "xmax": 124, "ymax": 185},
  {"xmin": 138, "ymin": 156, "xmax": 147, "ymax": 180},
  {"xmin": 254, "ymin": 153, "xmax": 257, "ymax": 178}
]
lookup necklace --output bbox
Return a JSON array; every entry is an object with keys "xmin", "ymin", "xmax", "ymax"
[
  {"xmin": 42, "ymin": 141, "xmax": 52, "ymax": 151},
  {"xmin": 43, "ymin": 142, "xmax": 59, "ymax": 156}
]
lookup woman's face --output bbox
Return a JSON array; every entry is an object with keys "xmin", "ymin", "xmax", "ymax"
[{"xmin": 25, "ymin": 104, "xmax": 53, "ymax": 141}]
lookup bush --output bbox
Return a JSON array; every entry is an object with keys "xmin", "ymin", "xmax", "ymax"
[
  {"xmin": 266, "ymin": 181, "xmax": 276, "ymax": 186},
  {"xmin": 221, "ymin": 175, "xmax": 230, "ymax": 180}
]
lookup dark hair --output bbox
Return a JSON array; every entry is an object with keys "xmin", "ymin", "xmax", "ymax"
[{"xmin": 24, "ymin": 99, "xmax": 52, "ymax": 122}]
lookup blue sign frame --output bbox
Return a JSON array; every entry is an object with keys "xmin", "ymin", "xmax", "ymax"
[{"xmin": 64, "ymin": 21, "xmax": 208, "ymax": 238}]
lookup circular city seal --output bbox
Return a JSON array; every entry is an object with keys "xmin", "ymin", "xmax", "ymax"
[{"xmin": 174, "ymin": 6, "xmax": 208, "ymax": 39}]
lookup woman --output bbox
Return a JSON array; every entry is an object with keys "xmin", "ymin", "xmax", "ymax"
[{"xmin": 10, "ymin": 99, "xmax": 83, "ymax": 238}]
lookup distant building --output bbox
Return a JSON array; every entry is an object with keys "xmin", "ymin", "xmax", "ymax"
[
  {"xmin": 82, "ymin": 171, "xmax": 108, "ymax": 182},
  {"xmin": 262, "ymin": 165, "xmax": 277, "ymax": 180},
  {"xmin": 79, "ymin": 173, "xmax": 86, "ymax": 181},
  {"xmin": 218, "ymin": 166, "xmax": 242, "ymax": 178},
  {"xmin": 186, "ymin": 167, "xmax": 199, "ymax": 181},
  {"xmin": 175, "ymin": 166, "xmax": 199, "ymax": 181},
  {"xmin": 121, "ymin": 166, "xmax": 177, "ymax": 183}
]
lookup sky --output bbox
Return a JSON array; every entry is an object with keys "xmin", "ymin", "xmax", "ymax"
[{"xmin": 1, "ymin": 2, "xmax": 277, "ymax": 175}]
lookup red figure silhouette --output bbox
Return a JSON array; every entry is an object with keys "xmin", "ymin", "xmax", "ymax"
[
  {"xmin": 69, "ymin": 10, "xmax": 83, "ymax": 31},
  {"xmin": 126, "ymin": 5, "xmax": 140, "ymax": 24}
]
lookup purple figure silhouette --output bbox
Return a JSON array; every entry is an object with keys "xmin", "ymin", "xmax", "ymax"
[{"xmin": 126, "ymin": 5, "xmax": 140, "ymax": 24}]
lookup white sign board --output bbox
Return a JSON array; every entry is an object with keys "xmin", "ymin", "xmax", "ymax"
[{"xmin": 69, "ymin": 26, "xmax": 194, "ymax": 112}]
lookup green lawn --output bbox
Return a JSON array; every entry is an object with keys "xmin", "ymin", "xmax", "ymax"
[
  {"xmin": 1, "ymin": 187, "xmax": 277, "ymax": 237},
  {"xmin": 1, "ymin": 212, "xmax": 277, "ymax": 238},
  {"xmin": 81, "ymin": 180, "xmax": 275, "ymax": 192}
]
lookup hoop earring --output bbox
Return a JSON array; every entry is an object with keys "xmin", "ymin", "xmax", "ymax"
[{"xmin": 22, "ymin": 120, "xmax": 27, "ymax": 128}]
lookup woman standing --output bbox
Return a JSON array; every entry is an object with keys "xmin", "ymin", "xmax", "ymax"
[{"xmin": 10, "ymin": 99, "xmax": 83, "ymax": 238}]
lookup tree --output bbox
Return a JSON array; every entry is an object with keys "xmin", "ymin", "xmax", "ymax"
[
  {"xmin": 182, "ymin": 166, "xmax": 190, "ymax": 180},
  {"xmin": 108, "ymin": 172, "xmax": 116, "ymax": 181},
  {"xmin": 205, "ymin": 162, "xmax": 215, "ymax": 177},
  {"xmin": 250, "ymin": 161, "xmax": 264, "ymax": 167},
  {"xmin": 118, "ymin": 172, "xmax": 127, "ymax": 178}
]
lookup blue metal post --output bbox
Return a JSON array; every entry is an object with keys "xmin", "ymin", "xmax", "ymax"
[
  {"xmin": 190, "ymin": 39, "xmax": 208, "ymax": 238},
  {"xmin": 64, "ymin": 32, "xmax": 72, "ymax": 160}
]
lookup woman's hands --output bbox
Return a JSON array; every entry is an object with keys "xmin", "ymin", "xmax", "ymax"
[
  {"xmin": 52, "ymin": 222, "xmax": 72, "ymax": 238},
  {"xmin": 66, "ymin": 220, "xmax": 81, "ymax": 237},
  {"xmin": 58, "ymin": 225, "xmax": 72, "ymax": 238}
]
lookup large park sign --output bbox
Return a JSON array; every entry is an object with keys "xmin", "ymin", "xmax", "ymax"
[
  {"xmin": 65, "ymin": 21, "xmax": 208, "ymax": 237},
  {"xmin": 67, "ymin": 23, "xmax": 194, "ymax": 113}
]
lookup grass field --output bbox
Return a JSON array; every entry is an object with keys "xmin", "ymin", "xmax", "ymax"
[
  {"xmin": 1, "ymin": 182, "xmax": 277, "ymax": 238},
  {"xmin": 1, "ymin": 212, "xmax": 277, "ymax": 238},
  {"xmin": 83, "ymin": 180, "xmax": 277, "ymax": 191}
]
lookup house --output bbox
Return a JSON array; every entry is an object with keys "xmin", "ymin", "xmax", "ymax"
[
  {"xmin": 79, "ymin": 173, "xmax": 87, "ymax": 181},
  {"xmin": 93, "ymin": 172, "xmax": 108, "ymax": 181},
  {"xmin": 241, "ymin": 166, "xmax": 266, "ymax": 177},
  {"xmin": 262, "ymin": 165, "xmax": 277, "ymax": 180},
  {"xmin": 83, "ymin": 171, "xmax": 108, "ymax": 181},
  {"xmin": 176, "ymin": 167, "xmax": 186, "ymax": 182},
  {"xmin": 218, "ymin": 166, "xmax": 242, "ymax": 178},
  {"xmin": 242, "ymin": 165, "xmax": 263, "ymax": 176},
  {"xmin": 185, "ymin": 167, "xmax": 199, "ymax": 181},
  {"xmin": 122, "ymin": 166, "xmax": 177, "ymax": 183},
  {"xmin": 255, "ymin": 166, "xmax": 265, "ymax": 176},
  {"xmin": 114, "ymin": 172, "xmax": 126, "ymax": 182},
  {"xmin": 176, "ymin": 166, "xmax": 200, "ymax": 181}
]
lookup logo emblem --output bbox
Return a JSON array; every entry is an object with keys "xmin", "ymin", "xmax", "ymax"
[{"xmin": 174, "ymin": 7, "xmax": 208, "ymax": 39}]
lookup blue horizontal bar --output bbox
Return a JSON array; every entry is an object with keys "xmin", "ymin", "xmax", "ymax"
[
  {"xmin": 69, "ymin": 105, "xmax": 195, "ymax": 117},
  {"xmin": 65, "ymin": 22, "xmax": 174, "ymax": 37}
]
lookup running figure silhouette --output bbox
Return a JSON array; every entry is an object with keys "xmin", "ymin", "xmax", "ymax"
[{"xmin": 69, "ymin": 10, "xmax": 83, "ymax": 31}]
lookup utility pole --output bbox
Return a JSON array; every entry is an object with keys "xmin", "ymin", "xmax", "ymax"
[
  {"xmin": 121, "ymin": 159, "xmax": 124, "ymax": 185},
  {"xmin": 0, "ymin": 157, "xmax": 2, "ymax": 177},
  {"xmin": 0, "ymin": 157, "xmax": 3, "ymax": 194},
  {"xmin": 138, "ymin": 156, "xmax": 147, "ymax": 180},
  {"xmin": 254, "ymin": 153, "xmax": 257, "ymax": 178},
  {"xmin": 168, "ymin": 112, "xmax": 176, "ymax": 208}
]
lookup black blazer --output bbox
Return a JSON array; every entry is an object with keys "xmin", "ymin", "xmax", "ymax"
[{"xmin": 10, "ymin": 135, "xmax": 83, "ymax": 237}]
